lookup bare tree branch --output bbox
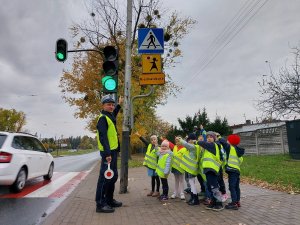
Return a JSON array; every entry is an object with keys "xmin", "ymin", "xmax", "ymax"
[{"xmin": 256, "ymin": 46, "xmax": 300, "ymax": 119}]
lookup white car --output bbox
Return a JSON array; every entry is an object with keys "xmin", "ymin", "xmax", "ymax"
[{"xmin": 0, "ymin": 131, "xmax": 54, "ymax": 192}]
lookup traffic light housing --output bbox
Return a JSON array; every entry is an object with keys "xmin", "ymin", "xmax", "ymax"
[
  {"xmin": 102, "ymin": 46, "xmax": 118, "ymax": 93},
  {"xmin": 55, "ymin": 39, "xmax": 68, "ymax": 62}
]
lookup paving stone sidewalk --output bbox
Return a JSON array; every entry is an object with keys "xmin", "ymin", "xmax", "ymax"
[{"xmin": 41, "ymin": 163, "xmax": 300, "ymax": 225}]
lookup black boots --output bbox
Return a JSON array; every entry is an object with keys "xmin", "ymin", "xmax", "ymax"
[
  {"xmin": 96, "ymin": 205, "xmax": 115, "ymax": 213},
  {"xmin": 188, "ymin": 193, "xmax": 200, "ymax": 206},
  {"xmin": 108, "ymin": 199, "xmax": 123, "ymax": 207},
  {"xmin": 96, "ymin": 199, "xmax": 122, "ymax": 213}
]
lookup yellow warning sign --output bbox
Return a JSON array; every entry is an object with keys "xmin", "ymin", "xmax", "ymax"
[
  {"xmin": 142, "ymin": 54, "xmax": 162, "ymax": 73},
  {"xmin": 139, "ymin": 73, "xmax": 165, "ymax": 85}
]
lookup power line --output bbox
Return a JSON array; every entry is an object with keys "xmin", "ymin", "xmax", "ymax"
[
  {"xmin": 183, "ymin": 0, "xmax": 269, "ymax": 87},
  {"xmin": 194, "ymin": 0, "xmax": 253, "ymax": 72}
]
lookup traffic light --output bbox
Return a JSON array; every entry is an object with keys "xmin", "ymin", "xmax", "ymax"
[
  {"xmin": 102, "ymin": 46, "xmax": 118, "ymax": 93},
  {"xmin": 55, "ymin": 39, "xmax": 68, "ymax": 62}
]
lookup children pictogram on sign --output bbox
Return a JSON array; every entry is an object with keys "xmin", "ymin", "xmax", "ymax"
[
  {"xmin": 142, "ymin": 54, "xmax": 162, "ymax": 73},
  {"xmin": 149, "ymin": 57, "xmax": 158, "ymax": 71}
]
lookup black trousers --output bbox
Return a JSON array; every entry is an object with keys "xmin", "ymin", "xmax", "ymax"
[
  {"xmin": 217, "ymin": 169, "xmax": 226, "ymax": 194},
  {"xmin": 151, "ymin": 175, "xmax": 160, "ymax": 192},
  {"xmin": 206, "ymin": 171, "xmax": 219, "ymax": 203},
  {"xmin": 160, "ymin": 178, "xmax": 169, "ymax": 196},
  {"xmin": 227, "ymin": 171, "xmax": 240, "ymax": 203},
  {"xmin": 197, "ymin": 174, "xmax": 206, "ymax": 192},
  {"xmin": 95, "ymin": 150, "xmax": 118, "ymax": 207}
]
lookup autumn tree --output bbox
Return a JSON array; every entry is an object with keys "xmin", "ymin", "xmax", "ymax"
[
  {"xmin": 42, "ymin": 138, "xmax": 57, "ymax": 150},
  {"xmin": 257, "ymin": 46, "xmax": 300, "ymax": 119},
  {"xmin": 79, "ymin": 135, "xmax": 96, "ymax": 149},
  {"xmin": 59, "ymin": 0, "xmax": 196, "ymax": 143},
  {"xmin": 0, "ymin": 108, "xmax": 26, "ymax": 132}
]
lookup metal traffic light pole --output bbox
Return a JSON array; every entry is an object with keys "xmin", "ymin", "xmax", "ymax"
[
  {"xmin": 56, "ymin": 0, "xmax": 132, "ymax": 194},
  {"xmin": 119, "ymin": 0, "xmax": 132, "ymax": 194}
]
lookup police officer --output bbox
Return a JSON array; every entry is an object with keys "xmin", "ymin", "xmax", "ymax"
[{"xmin": 95, "ymin": 94, "xmax": 123, "ymax": 213}]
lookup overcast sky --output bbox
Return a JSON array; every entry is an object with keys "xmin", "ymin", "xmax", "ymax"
[{"xmin": 1, "ymin": 0, "xmax": 300, "ymax": 138}]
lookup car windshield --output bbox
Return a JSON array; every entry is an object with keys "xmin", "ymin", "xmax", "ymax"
[{"xmin": 0, "ymin": 134, "xmax": 7, "ymax": 148}]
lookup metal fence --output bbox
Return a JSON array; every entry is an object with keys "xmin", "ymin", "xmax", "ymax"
[{"xmin": 237, "ymin": 125, "xmax": 289, "ymax": 155}]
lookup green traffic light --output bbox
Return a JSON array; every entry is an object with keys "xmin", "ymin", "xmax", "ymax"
[
  {"xmin": 102, "ymin": 46, "xmax": 118, "ymax": 93},
  {"xmin": 102, "ymin": 76, "xmax": 112, "ymax": 85},
  {"xmin": 56, "ymin": 52, "xmax": 65, "ymax": 60},
  {"xmin": 55, "ymin": 39, "xmax": 68, "ymax": 62},
  {"xmin": 104, "ymin": 78, "xmax": 117, "ymax": 91},
  {"xmin": 102, "ymin": 76, "xmax": 117, "ymax": 91}
]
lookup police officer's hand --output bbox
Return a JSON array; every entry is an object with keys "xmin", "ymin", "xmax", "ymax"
[
  {"xmin": 106, "ymin": 155, "xmax": 112, "ymax": 163},
  {"xmin": 135, "ymin": 131, "xmax": 141, "ymax": 137},
  {"xmin": 118, "ymin": 96, "xmax": 124, "ymax": 105}
]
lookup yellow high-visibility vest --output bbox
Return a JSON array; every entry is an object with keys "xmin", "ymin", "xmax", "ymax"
[
  {"xmin": 198, "ymin": 146, "xmax": 206, "ymax": 182},
  {"xmin": 172, "ymin": 146, "xmax": 186, "ymax": 173},
  {"xmin": 180, "ymin": 145, "xmax": 200, "ymax": 176},
  {"xmin": 96, "ymin": 113, "xmax": 118, "ymax": 151},
  {"xmin": 143, "ymin": 144, "xmax": 159, "ymax": 170},
  {"xmin": 227, "ymin": 145, "xmax": 243, "ymax": 171},
  {"xmin": 155, "ymin": 153, "xmax": 172, "ymax": 178},
  {"xmin": 202, "ymin": 143, "xmax": 222, "ymax": 173}
]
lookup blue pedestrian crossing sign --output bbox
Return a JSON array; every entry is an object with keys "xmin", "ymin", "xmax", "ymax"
[{"xmin": 138, "ymin": 28, "xmax": 164, "ymax": 54}]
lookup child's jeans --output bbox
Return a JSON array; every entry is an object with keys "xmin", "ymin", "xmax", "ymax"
[
  {"xmin": 227, "ymin": 171, "xmax": 240, "ymax": 203},
  {"xmin": 217, "ymin": 169, "xmax": 226, "ymax": 194},
  {"xmin": 206, "ymin": 171, "xmax": 223, "ymax": 203},
  {"xmin": 161, "ymin": 178, "xmax": 169, "ymax": 196},
  {"xmin": 204, "ymin": 181, "xmax": 212, "ymax": 199}
]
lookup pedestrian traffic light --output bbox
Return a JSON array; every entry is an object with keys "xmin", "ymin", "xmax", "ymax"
[
  {"xmin": 102, "ymin": 46, "xmax": 118, "ymax": 93},
  {"xmin": 55, "ymin": 39, "xmax": 68, "ymax": 62}
]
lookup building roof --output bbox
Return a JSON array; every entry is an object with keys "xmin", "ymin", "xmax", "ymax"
[{"xmin": 232, "ymin": 121, "xmax": 286, "ymax": 133}]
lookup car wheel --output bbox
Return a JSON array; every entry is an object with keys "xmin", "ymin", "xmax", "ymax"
[
  {"xmin": 43, "ymin": 162, "xmax": 54, "ymax": 180},
  {"xmin": 11, "ymin": 168, "xmax": 27, "ymax": 193}
]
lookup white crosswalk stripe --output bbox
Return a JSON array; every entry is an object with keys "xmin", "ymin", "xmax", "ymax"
[{"xmin": 25, "ymin": 172, "xmax": 79, "ymax": 198}]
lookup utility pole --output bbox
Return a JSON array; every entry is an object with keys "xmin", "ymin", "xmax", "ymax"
[{"xmin": 119, "ymin": 0, "xmax": 132, "ymax": 194}]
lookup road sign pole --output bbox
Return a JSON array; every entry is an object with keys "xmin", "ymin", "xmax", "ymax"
[{"xmin": 119, "ymin": 0, "xmax": 132, "ymax": 194}]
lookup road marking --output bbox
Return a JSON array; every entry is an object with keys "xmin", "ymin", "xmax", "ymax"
[
  {"xmin": 25, "ymin": 172, "xmax": 79, "ymax": 198},
  {"xmin": 0, "ymin": 172, "xmax": 66, "ymax": 199},
  {"xmin": 48, "ymin": 171, "xmax": 88, "ymax": 198},
  {"xmin": 0, "ymin": 171, "xmax": 91, "ymax": 199}
]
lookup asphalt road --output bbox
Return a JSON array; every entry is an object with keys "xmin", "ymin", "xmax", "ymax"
[{"xmin": 0, "ymin": 151, "xmax": 99, "ymax": 225}]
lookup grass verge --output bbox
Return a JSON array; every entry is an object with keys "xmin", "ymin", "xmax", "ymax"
[
  {"xmin": 117, "ymin": 153, "xmax": 144, "ymax": 168},
  {"xmin": 241, "ymin": 154, "xmax": 300, "ymax": 194},
  {"xmin": 51, "ymin": 149, "xmax": 97, "ymax": 157}
]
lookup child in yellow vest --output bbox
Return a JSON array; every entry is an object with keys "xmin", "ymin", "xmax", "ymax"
[
  {"xmin": 155, "ymin": 140, "xmax": 173, "ymax": 201},
  {"xmin": 178, "ymin": 133, "xmax": 200, "ymax": 206},
  {"xmin": 196, "ymin": 134, "xmax": 207, "ymax": 199},
  {"xmin": 219, "ymin": 134, "xmax": 245, "ymax": 210},
  {"xmin": 136, "ymin": 132, "xmax": 160, "ymax": 197},
  {"xmin": 195, "ymin": 131, "xmax": 226, "ymax": 211},
  {"xmin": 170, "ymin": 136, "xmax": 186, "ymax": 200}
]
